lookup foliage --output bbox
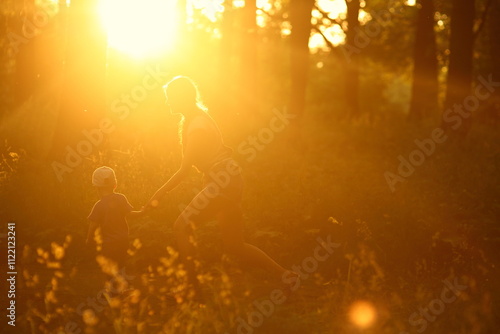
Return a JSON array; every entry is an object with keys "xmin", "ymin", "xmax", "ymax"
[{"xmin": 2, "ymin": 104, "xmax": 499, "ymax": 333}]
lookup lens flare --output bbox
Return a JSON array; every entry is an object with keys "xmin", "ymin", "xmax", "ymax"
[{"xmin": 348, "ymin": 300, "xmax": 377, "ymax": 329}]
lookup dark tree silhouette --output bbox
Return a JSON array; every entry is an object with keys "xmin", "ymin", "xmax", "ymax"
[
  {"xmin": 484, "ymin": 0, "xmax": 500, "ymax": 123},
  {"xmin": 344, "ymin": 0, "xmax": 361, "ymax": 119},
  {"xmin": 408, "ymin": 0, "xmax": 439, "ymax": 121},
  {"xmin": 240, "ymin": 0, "xmax": 258, "ymax": 120},
  {"xmin": 441, "ymin": 0, "xmax": 475, "ymax": 137},
  {"xmin": 49, "ymin": 0, "xmax": 107, "ymax": 161},
  {"xmin": 289, "ymin": 0, "xmax": 315, "ymax": 123},
  {"xmin": 214, "ymin": 0, "xmax": 236, "ymax": 122},
  {"xmin": 13, "ymin": 0, "xmax": 38, "ymax": 106}
]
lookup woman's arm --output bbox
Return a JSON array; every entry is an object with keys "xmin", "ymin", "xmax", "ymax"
[
  {"xmin": 146, "ymin": 129, "xmax": 208, "ymax": 207},
  {"xmin": 127, "ymin": 209, "xmax": 147, "ymax": 218},
  {"xmin": 86, "ymin": 221, "xmax": 99, "ymax": 245},
  {"xmin": 146, "ymin": 164, "xmax": 191, "ymax": 207}
]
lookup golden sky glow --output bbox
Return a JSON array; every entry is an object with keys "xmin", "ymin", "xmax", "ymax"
[
  {"xmin": 96, "ymin": 0, "xmax": 351, "ymax": 57},
  {"xmin": 98, "ymin": 0, "xmax": 178, "ymax": 58},
  {"xmin": 191, "ymin": 0, "xmax": 224, "ymax": 22}
]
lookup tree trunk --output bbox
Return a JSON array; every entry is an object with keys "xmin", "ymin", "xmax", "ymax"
[
  {"xmin": 174, "ymin": 0, "xmax": 188, "ymax": 72},
  {"xmin": 213, "ymin": 0, "xmax": 235, "ymax": 123},
  {"xmin": 441, "ymin": 0, "xmax": 475, "ymax": 137},
  {"xmin": 408, "ymin": 0, "xmax": 439, "ymax": 121},
  {"xmin": 14, "ymin": 0, "xmax": 37, "ymax": 105},
  {"xmin": 344, "ymin": 0, "xmax": 361, "ymax": 119},
  {"xmin": 219, "ymin": 0, "xmax": 234, "ymax": 76},
  {"xmin": 49, "ymin": 0, "xmax": 107, "ymax": 163},
  {"xmin": 485, "ymin": 0, "xmax": 500, "ymax": 124},
  {"xmin": 289, "ymin": 0, "xmax": 314, "ymax": 124},
  {"xmin": 240, "ymin": 0, "xmax": 258, "ymax": 121},
  {"xmin": 290, "ymin": 0, "xmax": 314, "ymax": 117}
]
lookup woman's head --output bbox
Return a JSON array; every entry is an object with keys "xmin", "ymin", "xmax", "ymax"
[{"xmin": 163, "ymin": 76, "xmax": 205, "ymax": 114}]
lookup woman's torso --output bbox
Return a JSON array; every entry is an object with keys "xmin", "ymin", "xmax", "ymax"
[{"xmin": 183, "ymin": 113, "xmax": 233, "ymax": 173}]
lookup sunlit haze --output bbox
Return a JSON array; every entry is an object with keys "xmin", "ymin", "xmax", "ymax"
[
  {"xmin": 98, "ymin": 0, "xmax": 178, "ymax": 58},
  {"xmin": 2, "ymin": 0, "xmax": 496, "ymax": 332}
]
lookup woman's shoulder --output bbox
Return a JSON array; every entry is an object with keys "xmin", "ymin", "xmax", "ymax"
[{"xmin": 187, "ymin": 113, "xmax": 216, "ymax": 135}]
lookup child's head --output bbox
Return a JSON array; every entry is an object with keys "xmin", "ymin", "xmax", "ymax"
[{"xmin": 92, "ymin": 166, "xmax": 117, "ymax": 192}]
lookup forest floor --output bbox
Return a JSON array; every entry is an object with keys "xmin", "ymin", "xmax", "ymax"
[{"xmin": 2, "ymin": 108, "xmax": 500, "ymax": 334}]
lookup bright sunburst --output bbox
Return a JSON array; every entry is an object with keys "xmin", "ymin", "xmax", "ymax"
[{"xmin": 98, "ymin": 0, "xmax": 178, "ymax": 58}]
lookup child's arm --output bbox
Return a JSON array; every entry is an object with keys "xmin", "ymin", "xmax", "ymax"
[{"xmin": 86, "ymin": 220, "xmax": 99, "ymax": 245}]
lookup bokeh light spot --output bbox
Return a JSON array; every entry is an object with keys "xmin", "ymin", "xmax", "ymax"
[{"xmin": 348, "ymin": 300, "xmax": 377, "ymax": 329}]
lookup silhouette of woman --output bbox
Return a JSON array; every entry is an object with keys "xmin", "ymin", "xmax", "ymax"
[{"xmin": 146, "ymin": 76, "xmax": 296, "ymax": 299}]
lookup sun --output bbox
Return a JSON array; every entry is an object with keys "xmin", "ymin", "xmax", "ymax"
[{"xmin": 98, "ymin": 0, "xmax": 178, "ymax": 58}]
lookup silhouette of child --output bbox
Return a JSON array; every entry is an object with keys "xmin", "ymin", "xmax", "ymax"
[{"xmin": 86, "ymin": 166, "xmax": 144, "ymax": 269}]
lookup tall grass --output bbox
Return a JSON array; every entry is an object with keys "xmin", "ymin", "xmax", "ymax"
[{"xmin": 1, "ymin": 98, "xmax": 499, "ymax": 333}]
